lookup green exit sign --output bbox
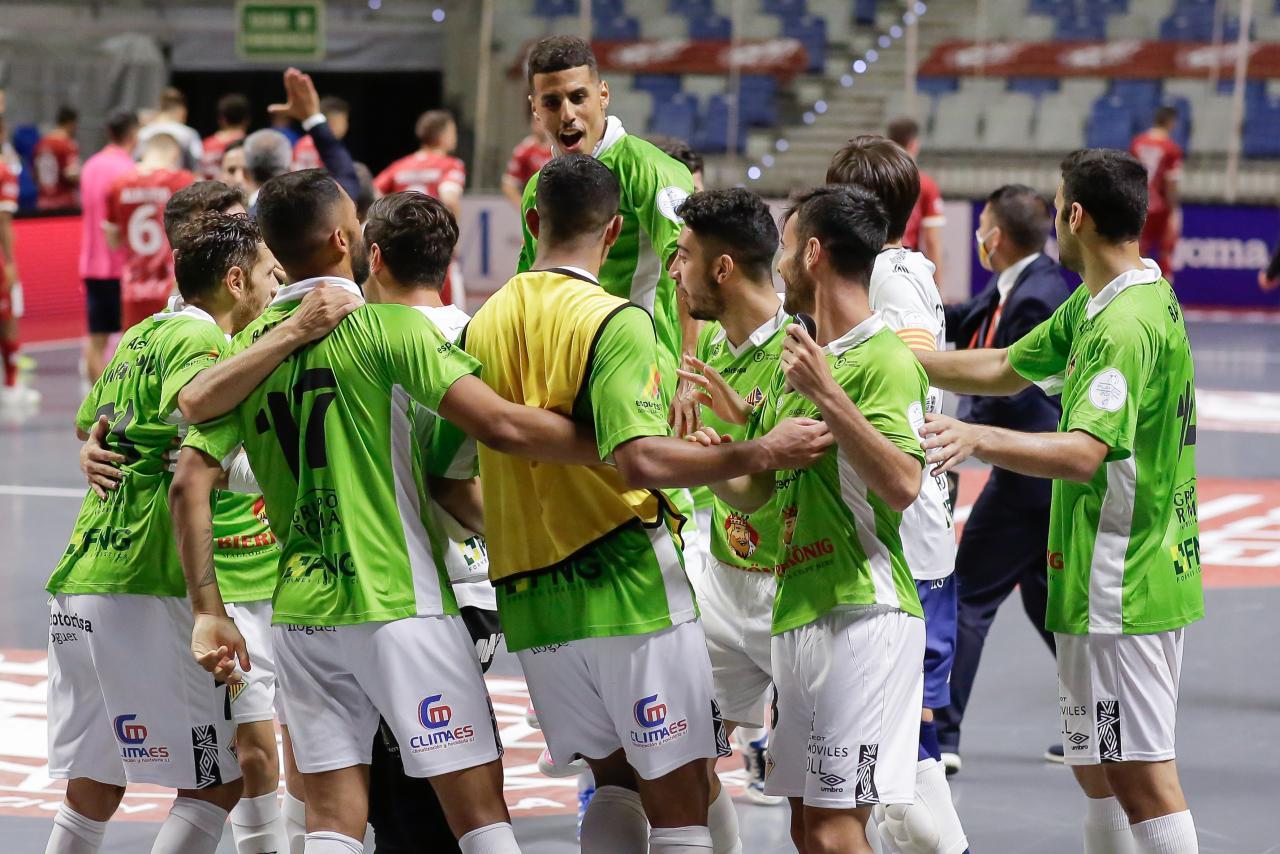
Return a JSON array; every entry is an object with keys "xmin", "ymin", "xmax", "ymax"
[{"xmin": 236, "ymin": 0, "xmax": 326, "ymax": 62}]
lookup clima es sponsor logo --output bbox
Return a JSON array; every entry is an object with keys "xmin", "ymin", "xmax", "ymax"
[
  {"xmin": 630, "ymin": 694, "xmax": 688, "ymax": 748},
  {"xmin": 408, "ymin": 694, "xmax": 475, "ymax": 754},
  {"xmin": 114, "ymin": 714, "xmax": 169, "ymax": 761}
]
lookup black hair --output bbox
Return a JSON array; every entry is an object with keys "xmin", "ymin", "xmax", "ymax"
[
  {"xmin": 172, "ymin": 212, "xmax": 261, "ymax": 301},
  {"xmin": 647, "ymin": 134, "xmax": 704, "ymax": 177},
  {"xmin": 416, "ymin": 110, "xmax": 455, "ymax": 146},
  {"xmin": 1154, "ymin": 105, "xmax": 1178, "ymax": 128},
  {"xmin": 320, "ymin": 95, "xmax": 350, "ymax": 116},
  {"xmin": 826, "ymin": 134, "xmax": 920, "ymax": 243},
  {"xmin": 784, "ymin": 185, "xmax": 889, "ymax": 281},
  {"xmin": 164, "ymin": 180, "xmax": 246, "ymax": 243},
  {"xmin": 217, "ymin": 93, "xmax": 251, "ymax": 127},
  {"xmin": 1060, "ymin": 149, "xmax": 1148, "ymax": 242},
  {"xmin": 105, "ymin": 110, "xmax": 138, "ymax": 144},
  {"xmin": 676, "ymin": 188, "xmax": 778, "ymax": 280},
  {"xmin": 985, "ymin": 184, "xmax": 1051, "ymax": 253},
  {"xmin": 526, "ymin": 35, "xmax": 598, "ymax": 87},
  {"xmin": 364, "ymin": 192, "xmax": 458, "ymax": 289},
  {"xmin": 885, "ymin": 116, "xmax": 919, "ymax": 148},
  {"xmin": 534, "ymin": 153, "xmax": 620, "ymax": 246},
  {"xmin": 256, "ymin": 169, "xmax": 346, "ymax": 272},
  {"xmin": 56, "ymin": 106, "xmax": 78, "ymax": 126}
]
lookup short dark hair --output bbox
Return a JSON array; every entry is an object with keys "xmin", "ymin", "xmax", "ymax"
[
  {"xmin": 354, "ymin": 161, "xmax": 375, "ymax": 221},
  {"xmin": 784, "ymin": 185, "xmax": 888, "ymax": 281},
  {"xmin": 365, "ymin": 192, "xmax": 459, "ymax": 289},
  {"xmin": 676, "ymin": 189, "xmax": 778, "ymax": 280},
  {"xmin": 218, "ymin": 93, "xmax": 251, "ymax": 127},
  {"xmin": 56, "ymin": 106, "xmax": 78, "ymax": 126},
  {"xmin": 535, "ymin": 153, "xmax": 619, "ymax": 245},
  {"xmin": 1060, "ymin": 149, "xmax": 1147, "ymax": 242},
  {"xmin": 172, "ymin": 212, "xmax": 261, "ymax": 301},
  {"xmin": 1154, "ymin": 105, "xmax": 1178, "ymax": 128},
  {"xmin": 985, "ymin": 184, "xmax": 1051, "ymax": 253},
  {"xmin": 415, "ymin": 110, "xmax": 454, "ymax": 146},
  {"xmin": 106, "ymin": 110, "xmax": 138, "ymax": 144},
  {"xmin": 257, "ymin": 169, "xmax": 346, "ymax": 272},
  {"xmin": 526, "ymin": 35, "xmax": 598, "ymax": 87},
  {"xmin": 159, "ymin": 86, "xmax": 186, "ymax": 110},
  {"xmin": 164, "ymin": 180, "xmax": 246, "ymax": 243},
  {"xmin": 320, "ymin": 95, "xmax": 349, "ymax": 117},
  {"xmin": 826, "ymin": 134, "xmax": 919, "ymax": 243},
  {"xmin": 647, "ymin": 134, "xmax": 704, "ymax": 177},
  {"xmin": 886, "ymin": 117, "xmax": 919, "ymax": 148}
]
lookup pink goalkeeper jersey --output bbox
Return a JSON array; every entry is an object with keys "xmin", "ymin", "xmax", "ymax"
[{"xmin": 79, "ymin": 144, "xmax": 136, "ymax": 280}]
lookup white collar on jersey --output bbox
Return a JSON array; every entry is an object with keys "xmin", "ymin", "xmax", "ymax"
[
  {"xmin": 270, "ymin": 275, "xmax": 365, "ymax": 307},
  {"xmin": 824, "ymin": 313, "xmax": 886, "ymax": 356},
  {"xmin": 552, "ymin": 265, "xmax": 601, "ymax": 284},
  {"xmin": 152, "ymin": 301, "xmax": 218, "ymax": 328},
  {"xmin": 1085, "ymin": 257, "xmax": 1161, "ymax": 320},
  {"xmin": 551, "ymin": 115, "xmax": 626, "ymax": 159},
  {"xmin": 713, "ymin": 304, "xmax": 789, "ymax": 358}
]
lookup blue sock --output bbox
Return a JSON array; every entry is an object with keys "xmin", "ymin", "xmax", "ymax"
[
  {"xmin": 919, "ymin": 720, "xmax": 941, "ymax": 762},
  {"xmin": 749, "ymin": 731, "xmax": 768, "ymax": 750}
]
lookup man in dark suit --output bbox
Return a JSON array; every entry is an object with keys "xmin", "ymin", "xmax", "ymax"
[{"xmin": 934, "ymin": 185, "xmax": 1075, "ymax": 773}]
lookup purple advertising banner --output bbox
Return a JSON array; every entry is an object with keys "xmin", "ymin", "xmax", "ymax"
[{"xmin": 968, "ymin": 201, "xmax": 1280, "ymax": 309}]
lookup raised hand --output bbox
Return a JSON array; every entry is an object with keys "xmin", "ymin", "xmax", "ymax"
[
  {"xmin": 676, "ymin": 354, "xmax": 752, "ymax": 426},
  {"xmin": 268, "ymin": 67, "xmax": 321, "ymax": 124}
]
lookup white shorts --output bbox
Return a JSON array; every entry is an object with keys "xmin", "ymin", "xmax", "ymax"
[
  {"xmin": 1056, "ymin": 629, "xmax": 1184, "ymax": 765},
  {"xmin": 273, "ymin": 615, "xmax": 500, "ymax": 777},
  {"xmin": 694, "ymin": 558, "xmax": 775, "ymax": 728},
  {"xmin": 226, "ymin": 599, "xmax": 285, "ymax": 727},
  {"xmin": 517, "ymin": 620, "xmax": 724, "ymax": 780},
  {"xmin": 47, "ymin": 594, "xmax": 241, "ymax": 789},
  {"xmin": 767, "ymin": 608, "xmax": 924, "ymax": 808}
]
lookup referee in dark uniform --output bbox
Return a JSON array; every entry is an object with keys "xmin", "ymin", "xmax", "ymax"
[{"xmin": 934, "ymin": 185, "xmax": 1075, "ymax": 772}]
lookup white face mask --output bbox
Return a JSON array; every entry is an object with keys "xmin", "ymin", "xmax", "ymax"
[{"xmin": 975, "ymin": 227, "xmax": 998, "ymax": 271}]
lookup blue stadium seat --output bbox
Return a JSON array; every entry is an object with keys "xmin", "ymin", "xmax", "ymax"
[
  {"xmin": 669, "ymin": 0, "xmax": 714, "ymax": 16},
  {"xmin": 594, "ymin": 15, "xmax": 640, "ymax": 39},
  {"xmin": 764, "ymin": 0, "xmax": 808, "ymax": 15},
  {"xmin": 1086, "ymin": 96, "xmax": 1137, "ymax": 149},
  {"xmin": 11, "ymin": 124, "xmax": 40, "ymax": 211},
  {"xmin": 1243, "ymin": 99, "xmax": 1280, "ymax": 158},
  {"xmin": 854, "ymin": 0, "xmax": 878, "ymax": 25},
  {"xmin": 1110, "ymin": 79, "xmax": 1162, "ymax": 109},
  {"xmin": 689, "ymin": 14, "xmax": 732, "ymax": 39},
  {"xmin": 533, "ymin": 0, "xmax": 577, "ymax": 16},
  {"xmin": 649, "ymin": 93, "xmax": 699, "ymax": 143},
  {"xmin": 1055, "ymin": 13, "xmax": 1107, "ymax": 39},
  {"xmin": 634, "ymin": 74, "xmax": 683, "ymax": 100},
  {"xmin": 697, "ymin": 94, "xmax": 749, "ymax": 154},
  {"xmin": 918, "ymin": 76, "xmax": 959, "ymax": 96},
  {"xmin": 592, "ymin": 0, "xmax": 624, "ymax": 15},
  {"xmin": 739, "ymin": 75, "xmax": 779, "ymax": 126},
  {"xmin": 1028, "ymin": 0, "xmax": 1058, "ymax": 14},
  {"xmin": 1159, "ymin": 14, "xmax": 1204, "ymax": 40},
  {"xmin": 783, "ymin": 15, "xmax": 827, "ymax": 72},
  {"xmin": 1008, "ymin": 77, "xmax": 1060, "ymax": 96}
]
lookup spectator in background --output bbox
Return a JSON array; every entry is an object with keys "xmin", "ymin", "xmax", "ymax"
[
  {"xmin": 242, "ymin": 129, "xmax": 293, "ymax": 213},
  {"xmin": 0, "ymin": 113, "xmax": 31, "ymax": 412},
  {"xmin": 201, "ymin": 93, "xmax": 251, "ymax": 179},
  {"xmin": 103, "ymin": 132, "xmax": 196, "ymax": 326},
  {"xmin": 1131, "ymin": 105, "xmax": 1183, "ymax": 280},
  {"xmin": 501, "ymin": 110, "xmax": 553, "ymax": 209},
  {"xmin": 34, "ymin": 106, "xmax": 80, "ymax": 210},
  {"xmin": 374, "ymin": 110, "xmax": 466, "ymax": 217},
  {"xmin": 888, "ymin": 116, "xmax": 946, "ymax": 289},
  {"xmin": 78, "ymin": 110, "xmax": 139, "ymax": 384},
  {"xmin": 1259, "ymin": 245, "xmax": 1280, "ymax": 291},
  {"xmin": 291, "ymin": 94, "xmax": 349, "ymax": 171},
  {"xmin": 353, "ymin": 161, "xmax": 375, "ymax": 222},
  {"xmin": 932, "ymin": 184, "xmax": 1074, "ymax": 774},
  {"xmin": 268, "ymin": 68, "xmax": 359, "ymax": 202},
  {"xmin": 647, "ymin": 133, "xmax": 704, "ymax": 191},
  {"xmin": 219, "ymin": 139, "xmax": 249, "ymax": 196},
  {"xmin": 136, "ymin": 86, "xmax": 204, "ymax": 172}
]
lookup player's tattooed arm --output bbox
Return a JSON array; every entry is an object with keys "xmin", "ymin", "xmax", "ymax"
[
  {"xmin": 169, "ymin": 446, "xmax": 250, "ymax": 684},
  {"xmin": 178, "ymin": 282, "xmax": 361, "ymax": 423}
]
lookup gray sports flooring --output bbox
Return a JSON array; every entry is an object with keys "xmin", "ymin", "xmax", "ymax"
[{"xmin": 2, "ymin": 318, "xmax": 1278, "ymax": 852}]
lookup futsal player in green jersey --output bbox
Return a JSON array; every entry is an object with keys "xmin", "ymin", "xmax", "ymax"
[
  {"xmin": 917, "ymin": 150, "xmax": 1202, "ymax": 854},
  {"xmin": 695, "ymin": 185, "xmax": 930, "ymax": 854}
]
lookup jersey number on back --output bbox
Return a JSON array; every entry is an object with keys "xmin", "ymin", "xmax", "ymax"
[
  {"xmin": 94, "ymin": 401, "xmax": 141, "ymax": 465},
  {"xmin": 254, "ymin": 368, "xmax": 338, "ymax": 481},
  {"xmin": 127, "ymin": 204, "xmax": 165, "ymax": 256}
]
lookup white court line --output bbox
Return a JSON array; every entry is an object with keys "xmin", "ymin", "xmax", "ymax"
[
  {"xmin": 1198, "ymin": 494, "xmax": 1264, "ymax": 520},
  {"xmin": 0, "ymin": 485, "xmax": 84, "ymax": 498}
]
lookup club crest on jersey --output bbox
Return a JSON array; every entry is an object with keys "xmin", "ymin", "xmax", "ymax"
[
  {"xmin": 745, "ymin": 386, "xmax": 765, "ymax": 409},
  {"xmin": 724, "ymin": 513, "xmax": 760, "ymax": 559},
  {"xmin": 631, "ymin": 694, "xmax": 688, "ymax": 747}
]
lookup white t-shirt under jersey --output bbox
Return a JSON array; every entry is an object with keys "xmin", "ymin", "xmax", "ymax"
[{"xmin": 869, "ymin": 248, "xmax": 956, "ymax": 581}]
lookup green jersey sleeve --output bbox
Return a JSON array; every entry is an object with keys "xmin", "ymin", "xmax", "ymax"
[
  {"xmin": 75, "ymin": 376, "xmax": 103, "ymax": 433},
  {"xmin": 184, "ymin": 414, "xmax": 243, "ymax": 467},
  {"xmin": 516, "ymin": 172, "xmax": 540, "ymax": 275},
  {"xmin": 158, "ymin": 321, "xmax": 226, "ymax": 421},
  {"xmin": 378, "ymin": 307, "xmax": 482, "ymax": 413},
  {"xmin": 580, "ymin": 305, "xmax": 671, "ymax": 459},
  {"xmin": 855, "ymin": 347, "xmax": 929, "ymax": 468},
  {"xmin": 621, "ymin": 146, "xmax": 694, "ymax": 275},
  {"xmin": 425, "ymin": 419, "xmax": 477, "ymax": 480},
  {"xmin": 1007, "ymin": 284, "xmax": 1089, "ymax": 394},
  {"xmin": 1060, "ymin": 321, "xmax": 1153, "ymax": 462}
]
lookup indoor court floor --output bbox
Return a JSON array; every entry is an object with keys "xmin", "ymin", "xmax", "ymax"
[{"xmin": 1, "ymin": 314, "xmax": 1277, "ymax": 853}]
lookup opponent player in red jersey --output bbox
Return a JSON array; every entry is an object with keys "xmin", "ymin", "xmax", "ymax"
[
  {"xmin": 889, "ymin": 117, "xmax": 947, "ymax": 289},
  {"xmin": 104, "ymin": 133, "xmax": 196, "ymax": 327},
  {"xmin": 374, "ymin": 110, "xmax": 466, "ymax": 217},
  {"xmin": 35, "ymin": 106, "xmax": 81, "ymax": 210},
  {"xmin": 1131, "ymin": 105, "xmax": 1183, "ymax": 278},
  {"xmin": 291, "ymin": 95, "xmax": 349, "ymax": 171},
  {"xmin": 502, "ymin": 111, "xmax": 553, "ymax": 209},
  {"xmin": 200, "ymin": 94, "xmax": 251, "ymax": 179},
  {"xmin": 0, "ymin": 114, "xmax": 31, "ymax": 411}
]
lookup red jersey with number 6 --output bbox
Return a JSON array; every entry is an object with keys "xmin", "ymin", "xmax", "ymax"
[{"xmin": 106, "ymin": 167, "xmax": 196, "ymax": 304}]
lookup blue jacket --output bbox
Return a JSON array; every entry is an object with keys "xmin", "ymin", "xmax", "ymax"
[{"xmin": 945, "ymin": 253, "xmax": 1075, "ymax": 434}]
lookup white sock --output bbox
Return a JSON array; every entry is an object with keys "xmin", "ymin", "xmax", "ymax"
[
  {"xmin": 458, "ymin": 821, "xmax": 521, "ymax": 854},
  {"xmin": 1084, "ymin": 796, "xmax": 1137, "ymax": 854},
  {"xmin": 46, "ymin": 804, "xmax": 106, "ymax": 854},
  {"xmin": 579, "ymin": 785, "xmax": 649, "ymax": 854},
  {"xmin": 916, "ymin": 757, "xmax": 969, "ymax": 854},
  {"xmin": 649, "ymin": 825, "xmax": 713, "ymax": 853},
  {"xmin": 151, "ymin": 797, "xmax": 228, "ymax": 854},
  {"xmin": 708, "ymin": 784, "xmax": 742, "ymax": 854},
  {"xmin": 282, "ymin": 792, "xmax": 307, "ymax": 854},
  {"xmin": 303, "ymin": 831, "xmax": 363, "ymax": 854},
  {"xmin": 1131, "ymin": 811, "xmax": 1198, "ymax": 854},
  {"xmin": 231, "ymin": 792, "xmax": 287, "ymax": 854}
]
